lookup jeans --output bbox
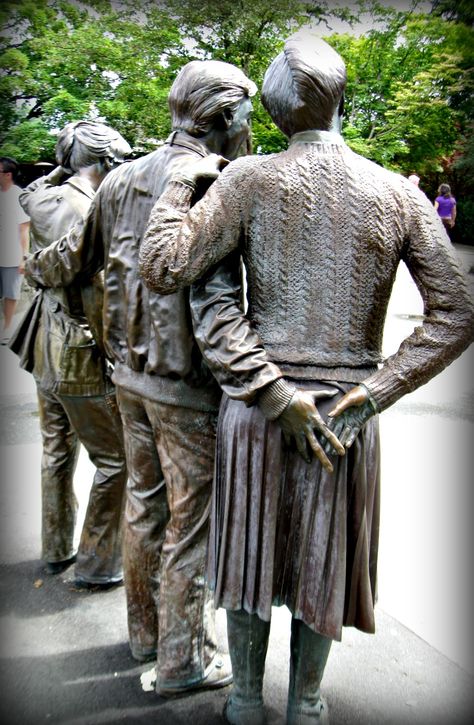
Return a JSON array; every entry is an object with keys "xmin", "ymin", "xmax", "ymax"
[
  {"xmin": 116, "ymin": 386, "xmax": 218, "ymax": 687},
  {"xmin": 37, "ymin": 386, "xmax": 127, "ymax": 582}
]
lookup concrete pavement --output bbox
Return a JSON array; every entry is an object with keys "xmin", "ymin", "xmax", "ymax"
[{"xmin": 1, "ymin": 250, "xmax": 473, "ymax": 724}]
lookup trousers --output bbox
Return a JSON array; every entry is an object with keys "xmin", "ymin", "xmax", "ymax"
[
  {"xmin": 37, "ymin": 386, "xmax": 127, "ymax": 582},
  {"xmin": 116, "ymin": 386, "xmax": 218, "ymax": 688}
]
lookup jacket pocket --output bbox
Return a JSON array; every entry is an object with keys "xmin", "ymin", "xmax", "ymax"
[{"xmin": 57, "ymin": 319, "xmax": 106, "ymax": 395}]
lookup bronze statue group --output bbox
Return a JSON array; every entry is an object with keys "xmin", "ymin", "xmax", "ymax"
[{"xmin": 10, "ymin": 32, "xmax": 473, "ymax": 725}]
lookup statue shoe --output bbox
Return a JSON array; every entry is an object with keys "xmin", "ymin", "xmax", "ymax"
[
  {"xmin": 45, "ymin": 554, "xmax": 76, "ymax": 575},
  {"xmin": 156, "ymin": 653, "xmax": 233, "ymax": 697},
  {"xmin": 223, "ymin": 695, "xmax": 266, "ymax": 725},
  {"xmin": 287, "ymin": 695, "xmax": 329, "ymax": 724},
  {"xmin": 73, "ymin": 575, "xmax": 123, "ymax": 590}
]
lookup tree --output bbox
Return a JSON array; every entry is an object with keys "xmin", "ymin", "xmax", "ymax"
[
  {"xmin": 0, "ymin": 0, "xmax": 186, "ymax": 160},
  {"xmin": 1, "ymin": 0, "xmax": 353, "ymax": 160},
  {"xmin": 2, "ymin": 0, "xmax": 472, "ymax": 245},
  {"xmin": 325, "ymin": 9, "xmax": 473, "ymax": 176},
  {"xmin": 159, "ymin": 0, "xmax": 360, "ymax": 153},
  {"xmin": 431, "ymin": 0, "xmax": 474, "ymax": 26}
]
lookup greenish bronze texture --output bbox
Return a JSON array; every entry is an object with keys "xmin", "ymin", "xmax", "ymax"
[{"xmin": 12, "ymin": 121, "xmax": 130, "ymax": 584}]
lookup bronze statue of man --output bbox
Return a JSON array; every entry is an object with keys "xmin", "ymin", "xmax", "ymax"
[
  {"xmin": 24, "ymin": 60, "xmax": 257, "ymax": 695},
  {"xmin": 11, "ymin": 121, "xmax": 130, "ymax": 586},
  {"xmin": 140, "ymin": 34, "xmax": 474, "ymax": 724}
]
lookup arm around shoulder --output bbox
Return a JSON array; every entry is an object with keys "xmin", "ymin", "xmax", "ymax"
[{"xmin": 140, "ymin": 161, "xmax": 248, "ymax": 295}]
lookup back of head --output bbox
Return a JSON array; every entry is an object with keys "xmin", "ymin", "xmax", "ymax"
[
  {"xmin": 55, "ymin": 121, "xmax": 131, "ymax": 173},
  {"xmin": 408, "ymin": 174, "xmax": 420, "ymax": 186},
  {"xmin": 438, "ymin": 183, "xmax": 451, "ymax": 198},
  {"xmin": 168, "ymin": 60, "xmax": 257, "ymax": 136},
  {"xmin": 0, "ymin": 156, "xmax": 19, "ymax": 182},
  {"xmin": 261, "ymin": 32, "xmax": 346, "ymax": 137}
]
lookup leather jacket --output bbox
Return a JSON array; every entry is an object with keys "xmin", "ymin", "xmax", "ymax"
[{"xmin": 15, "ymin": 174, "xmax": 109, "ymax": 395}]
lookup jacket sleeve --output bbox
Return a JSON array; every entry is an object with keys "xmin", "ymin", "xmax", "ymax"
[
  {"xmin": 24, "ymin": 198, "xmax": 104, "ymax": 289},
  {"xmin": 140, "ymin": 162, "xmax": 248, "ymax": 295},
  {"xmin": 19, "ymin": 179, "xmax": 47, "ymax": 216},
  {"xmin": 19, "ymin": 166, "xmax": 71, "ymax": 216},
  {"xmin": 190, "ymin": 251, "xmax": 284, "ymax": 405},
  {"xmin": 362, "ymin": 185, "xmax": 474, "ymax": 412}
]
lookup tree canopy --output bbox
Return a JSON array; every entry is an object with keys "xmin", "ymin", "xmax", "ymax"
[
  {"xmin": 0, "ymin": 0, "xmax": 351, "ymax": 158},
  {"xmin": 327, "ymin": 9, "xmax": 473, "ymax": 174},
  {"xmin": 1, "ymin": 1, "xmax": 472, "ymax": 240}
]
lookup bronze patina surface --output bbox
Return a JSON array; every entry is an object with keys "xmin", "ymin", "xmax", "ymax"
[
  {"xmin": 13, "ymin": 121, "xmax": 130, "ymax": 584},
  {"xmin": 140, "ymin": 34, "xmax": 474, "ymax": 724}
]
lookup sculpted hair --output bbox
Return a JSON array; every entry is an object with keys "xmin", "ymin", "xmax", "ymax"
[
  {"xmin": 55, "ymin": 121, "xmax": 131, "ymax": 172},
  {"xmin": 168, "ymin": 60, "xmax": 257, "ymax": 136},
  {"xmin": 261, "ymin": 34, "xmax": 347, "ymax": 137}
]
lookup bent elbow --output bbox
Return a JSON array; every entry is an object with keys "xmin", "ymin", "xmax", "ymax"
[{"xmin": 139, "ymin": 255, "xmax": 178, "ymax": 296}]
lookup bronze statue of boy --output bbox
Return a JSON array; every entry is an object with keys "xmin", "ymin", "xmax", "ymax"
[{"xmin": 24, "ymin": 60, "xmax": 258, "ymax": 696}]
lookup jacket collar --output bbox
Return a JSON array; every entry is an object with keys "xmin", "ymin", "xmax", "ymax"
[
  {"xmin": 289, "ymin": 129, "xmax": 346, "ymax": 146},
  {"xmin": 65, "ymin": 175, "xmax": 96, "ymax": 200},
  {"xmin": 165, "ymin": 131, "xmax": 209, "ymax": 158},
  {"xmin": 133, "ymin": 131, "xmax": 210, "ymax": 194}
]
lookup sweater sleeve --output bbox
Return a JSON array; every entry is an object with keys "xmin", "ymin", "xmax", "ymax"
[
  {"xmin": 362, "ymin": 187, "xmax": 474, "ymax": 412},
  {"xmin": 140, "ymin": 162, "xmax": 248, "ymax": 295}
]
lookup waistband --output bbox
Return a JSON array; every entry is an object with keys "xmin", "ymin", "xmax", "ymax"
[{"xmin": 113, "ymin": 363, "xmax": 221, "ymax": 412}]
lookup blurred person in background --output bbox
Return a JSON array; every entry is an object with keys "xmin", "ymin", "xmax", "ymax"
[
  {"xmin": 434, "ymin": 182, "xmax": 456, "ymax": 238},
  {"xmin": 0, "ymin": 156, "xmax": 30, "ymax": 344}
]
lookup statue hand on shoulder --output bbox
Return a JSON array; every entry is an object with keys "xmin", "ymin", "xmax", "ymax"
[
  {"xmin": 324, "ymin": 384, "xmax": 379, "ymax": 454},
  {"xmin": 174, "ymin": 154, "xmax": 229, "ymax": 187},
  {"xmin": 46, "ymin": 165, "xmax": 73, "ymax": 185},
  {"xmin": 278, "ymin": 389, "xmax": 345, "ymax": 472}
]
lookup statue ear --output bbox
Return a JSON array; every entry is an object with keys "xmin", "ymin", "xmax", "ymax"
[
  {"xmin": 338, "ymin": 94, "xmax": 344, "ymax": 118},
  {"xmin": 215, "ymin": 108, "xmax": 234, "ymax": 131}
]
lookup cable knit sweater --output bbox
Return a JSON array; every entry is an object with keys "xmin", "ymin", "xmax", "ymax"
[{"xmin": 141, "ymin": 131, "xmax": 473, "ymax": 413}]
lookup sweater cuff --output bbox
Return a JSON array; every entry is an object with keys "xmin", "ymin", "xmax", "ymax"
[
  {"xmin": 361, "ymin": 372, "xmax": 400, "ymax": 413},
  {"xmin": 257, "ymin": 378, "xmax": 297, "ymax": 421},
  {"xmin": 359, "ymin": 383, "xmax": 380, "ymax": 414},
  {"xmin": 170, "ymin": 175, "xmax": 197, "ymax": 192}
]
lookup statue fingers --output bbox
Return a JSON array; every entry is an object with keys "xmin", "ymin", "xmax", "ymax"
[
  {"xmin": 341, "ymin": 424, "xmax": 361, "ymax": 450},
  {"xmin": 309, "ymin": 414, "xmax": 345, "ymax": 456},
  {"xmin": 337, "ymin": 423, "xmax": 358, "ymax": 448},
  {"xmin": 306, "ymin": 430, "xmax": 334, "ymax": 473},
  {"xmin": 328, "ymin": 385, "xmax": 368, "ymax": 418},
  {"xmin": 322, "ymin": 418, "xmax": 345, "ymax": 455},
  {"xmin": 295, "ymin": 433, "xmax": 311, "ymax": 464},
  {"xmin": 310, "ymin": 389, "xmax": 338, "ymax": 402}
]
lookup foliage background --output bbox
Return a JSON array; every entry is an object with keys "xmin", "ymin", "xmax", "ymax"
[{"xmin": 1, "ymin": 0, "xmax": 472, "ymax": 243}]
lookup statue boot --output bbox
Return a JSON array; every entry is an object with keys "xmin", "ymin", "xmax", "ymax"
[
  {"xmin": 223, "ymin": 609, "xmax": 270, "ymax": 725},
  {"xmin": 286, "ymin": 618, "xmax": 332, "ymax": 724}
]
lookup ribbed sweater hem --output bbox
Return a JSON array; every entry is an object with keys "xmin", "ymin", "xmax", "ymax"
[
  {"xmin": 278, "ymin": 363, "xmax": 379, "ymax": 383},
  {"xmin": 113, "ymin": 363, "xmax": 221, "ymax": 412}
]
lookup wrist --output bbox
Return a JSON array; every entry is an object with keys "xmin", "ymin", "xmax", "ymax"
[
  {"xmin": 172, "ymin": 175, "xmax": 197, "ymax": 191},
  {"xmin": 360, "ymin": 383, "xmax": 379, "ymax": 414}
]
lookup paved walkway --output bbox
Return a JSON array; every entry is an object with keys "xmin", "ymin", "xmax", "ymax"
[{"xmin": 0, "ymin": 251, "xmax": 473, "ymax": 724}]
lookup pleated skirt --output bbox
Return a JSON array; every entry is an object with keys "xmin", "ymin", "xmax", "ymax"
[{"xmin": 208, "ymin": 380, "xmax": 380, "ymax": 641}]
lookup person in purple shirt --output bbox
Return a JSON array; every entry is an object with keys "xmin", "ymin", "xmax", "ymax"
[{"xmin": 434, "ymin": 183, "xmax": 456, "ymax": 236}]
